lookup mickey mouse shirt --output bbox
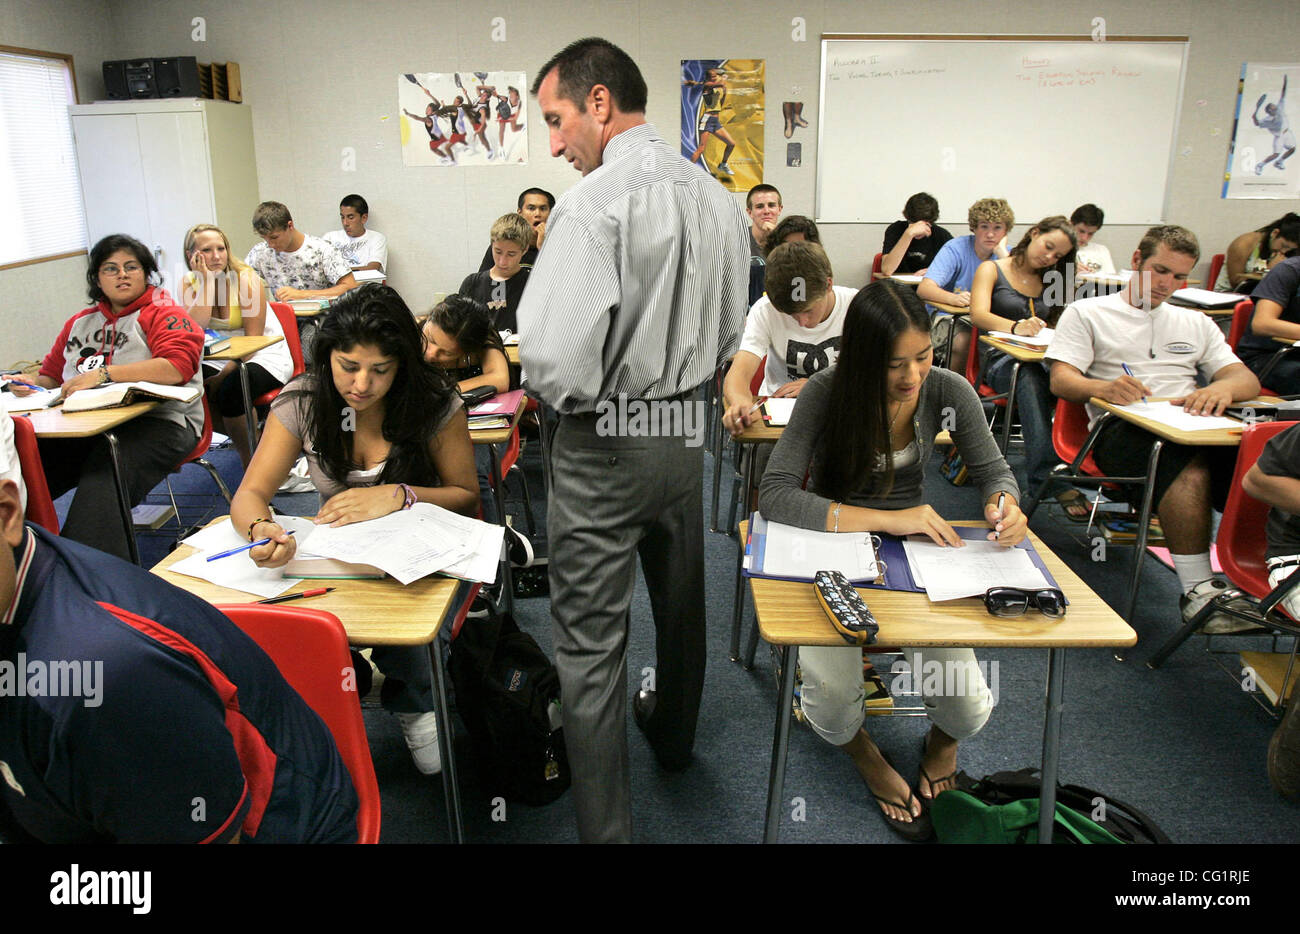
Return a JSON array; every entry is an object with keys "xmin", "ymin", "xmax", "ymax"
[{"xmin": 38, "ymin": 286, "xmax": 205, "ymax": 439}]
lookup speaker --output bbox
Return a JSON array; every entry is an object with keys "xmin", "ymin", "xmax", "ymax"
[
  {"xmin": 152, "ymin": 57, "xmax": 200, "ymax": 98},
  {"xmin": 102, "ymin": 60, "xmax": 128, "ymax": 100},
  {"xmin": 101, "ymin": 57, "xmax": 200, "ymax": 100}
]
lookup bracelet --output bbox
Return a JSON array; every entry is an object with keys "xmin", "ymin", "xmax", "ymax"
[
  {"xmin": 833, "ymin": 502, "xmax": 842, "ymax": 533},
  {"xmin": 396, "ymin": 482, "xmax": 417, "ymax": 510},
  {"xmin": 100, "ymin": 366, "xmax": 112, "ymax": 385},
  {"xmin": 247, "ymin": 517, "xmax": 274, "ymax": 541}
]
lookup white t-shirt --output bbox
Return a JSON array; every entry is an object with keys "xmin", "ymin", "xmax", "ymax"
[
  {"xmin": 1075, "ymin": 242, "xmax": 1115, "ymax": 276},
  {"xmin": 739, "ymin": 285, "xmax": 854, "ymax": 395},
  {"xmin": 1045, "ymin": 289, "xmax": 1243, "ymax": 427},
  {"xmin": 245, "ymin": 235, "xmax": 351, "ymax": 293},
  {"xmin": 322, "ymin": 228, "xmax": 388, "ymax": 272},
  {"xmin": 0, "ymin": 394, "xmax": 28, "ymax": 513}
]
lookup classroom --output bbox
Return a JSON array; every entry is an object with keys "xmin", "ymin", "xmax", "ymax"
[{"xmin": 0, "ymin": 0, "xmax": 1298, "ymax": 859}]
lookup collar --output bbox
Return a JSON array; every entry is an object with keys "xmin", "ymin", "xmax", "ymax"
[
  {"xmin": 95, "ymin": 285, "xmax": 165, "ymax": 322},
  {"xmin": 600, "ymin": 122, "xmax": 660, "ymax": 165},
  {"xmin": 1, "ymin": 527, "xmax": 39, "ymax": 629}
]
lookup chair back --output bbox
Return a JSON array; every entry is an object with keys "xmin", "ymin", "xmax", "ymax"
[
  {"xmin": 1227, "ymin": 299, "xmax": 1255, "ymax": 352},
  {"xmin": 215, "ymin": 603, "xmax": 381, "ymax": 843},
  {"xmin": 269, "ymin": 302, "xmax": 306, "ymax": 379},
  {"xmin": 750, "ymin": 355, "xmax": 767, "ymax": 397},
  {"xmin": 1219, "ymin": 421, "xmax": 1296, "ymax": 599},
  {"xmin": 176, "ymin": 395, "xmax": 216, "ymax": 470},
  {"xmin": 965, "ymin": 324, "xmax": 983, "ymax": 388},
  {"xmin": 1052, "ymin": 398, "xmax": 1103, "ymax": 476},
  {"xmin": 1208, "ymin": 253, "xmax": 1226, "ymax": 291},
  {"xmin": 871, "ymin": 252, "xmax": 884, "ymax": 279},
  {"xmin": 10, "ymin": 415, "xmax": 58, "ymax": 533}
]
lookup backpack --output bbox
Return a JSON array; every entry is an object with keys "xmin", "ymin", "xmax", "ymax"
[
  {"xmin": 930, "ymin": 768, "xmax": 1171, "ymax": 844},
  {"xmin": 448, "ymin": 608, "xmax": 570, "ymax": 806}
]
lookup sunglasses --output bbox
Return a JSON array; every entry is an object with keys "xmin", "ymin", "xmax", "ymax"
[{"xmin": 983, "ymin": 587, "xmax": 1067, "ymax": 619}]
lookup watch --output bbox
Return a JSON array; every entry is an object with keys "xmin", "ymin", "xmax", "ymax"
[{"xmin": 100, "ymin": 366, "xmax": 112, "ymax": 385}]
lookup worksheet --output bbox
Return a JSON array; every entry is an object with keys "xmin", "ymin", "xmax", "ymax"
[
  {"xmin": 903, "ymin": 537, "xmax": 1049, "ymax": 602},
  {"xmin": 1119, "ymin": 401, "xmax": 1242, "ymax": 433}
]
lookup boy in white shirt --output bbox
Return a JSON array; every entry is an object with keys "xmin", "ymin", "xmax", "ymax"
[
  {"xmin": 323, "ymin": 194, "xmax": 388, "ymax": 273},
  {"xmin": 1071, "ymin": 203, "xmax": 1115, "ymax": 276}
]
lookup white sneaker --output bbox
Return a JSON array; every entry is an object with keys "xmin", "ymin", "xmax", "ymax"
[
  {"xmin": 278, "ymin": 456, "xmax": 316, "ymax": 493},
  {"xmin": 1179, "ymin": 579, "xmax": 1266, "ymax": 634},
  {"xmin": 396, "ymin": 711, "xmax": 442, "ymax": 775}
]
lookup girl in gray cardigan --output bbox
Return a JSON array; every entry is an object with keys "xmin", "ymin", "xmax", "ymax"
[{"xmin": 758, "ymin": 280, "xmax": 1026, "ymax": 841}]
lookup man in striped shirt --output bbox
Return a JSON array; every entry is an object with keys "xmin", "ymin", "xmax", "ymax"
[{"xmin": 519, "ymin": 37, "xmax": 749, "ymax": 843}]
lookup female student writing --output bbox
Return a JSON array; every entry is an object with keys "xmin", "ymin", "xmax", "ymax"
[
  {"xmin": 181, "ymin": 223, "xmax": 295, "ymax": 467},
  {"xmin": 12, "ymin": 234, "xmax": 203, "ymax": 561},
  {"xmin": 968, "ymin": 215, "xmax": 1077, "ymax": 514},
  {"xmin": 1214, "ymin": 213, "xmax": 1300, "ymax": 293},
  {"xmin": 231, "ymin": 283, "xmax": 478, "ymax": 774},
  {"xmin": 758, "ymin": 280, "xmax": 1026, "ymax": 841}
]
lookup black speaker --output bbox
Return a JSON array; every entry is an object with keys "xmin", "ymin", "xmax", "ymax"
[
  {"xmin": 153, "ymin": 57, "xmax": 201, "ymax": 98},
  {"xmin": 102, "ymin": 60, "xmax": 128, "ymax": 100},
  {"xmin": 101, "ymin": 57, "xmax": 200, "ymax": 100}
]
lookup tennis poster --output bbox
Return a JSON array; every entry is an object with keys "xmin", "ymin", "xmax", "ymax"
[
  {"xmin": 398, "ymin": 71, "xmax": 527, "ymax": 167},
  {"xmin": 1222, "ymin": 62, "xmax": 1300, "ymax": 199}
]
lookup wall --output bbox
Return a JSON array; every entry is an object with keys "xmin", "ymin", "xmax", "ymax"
[{"xmin": 3, "ymin": 0, "xmax": 1299, "ymax": 363}]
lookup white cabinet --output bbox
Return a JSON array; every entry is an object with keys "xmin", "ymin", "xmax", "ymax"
[{"xmin": 69, "ymin": 99, "xmax": 260, "ymax": 293}]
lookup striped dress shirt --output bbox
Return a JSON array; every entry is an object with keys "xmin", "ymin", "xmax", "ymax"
[{"xmin": 517, "ymin": 122, "xmax": 750, "ymax": 414}]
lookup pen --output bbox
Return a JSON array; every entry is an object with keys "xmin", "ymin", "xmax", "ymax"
[
  {"xmin": 206, "ymin": 530, "xmax": 295, "ymax": 561},
  {"xmin": 4, "ymin": 377, "xmax": 41, "ymax": 391},
  {"xmin": 994, "ymin": 492, "xmax": 1006, "ymax": 540},
  {"xmin": 1121, "ymin": 362, "xmax": 1147, "ymax": 403},
  {"xmin": 257, "ymin": 587, "xmax": 335, "ymax": 605}
]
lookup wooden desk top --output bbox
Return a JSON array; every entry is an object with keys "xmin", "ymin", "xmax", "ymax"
[
  {"xmin": 1089, "ymin": 396, "xmax": 1269, "ymax": 446},
  {"xmin": 744, "ymin": 520, "xmax": 1135, "ymax": 649},
  {"xmin": 930, "ymin": 301, "xmax": 971, "ymax": 316},
  {"xmin": 505, "ymin": 344, "xmax": 520, "ymax": 366},
  {"xmin": 25, "ymin": 401, "xmax": 159, "ymax": 438},
  {"xmin": 734, "ymin": 414, "xmax": 785, "ymax": 445},
  {"xmin": 978, "ymin": 335, "xmax": 1046, "ymax": 363},
  {"xmin": 152, "ymin": 519, "xmax": 457, "ymax": 646},
  {"xmin": 469, "ymin": 392, "xmax": 528, "ymax": 446},
  {"xmin": 1273, "ymin": 337, "xmax": 1298, "ymax": 347},
  {"xmin": 205, "ymin": 335, "xmax": 283, "ymax": 361},
  {"xmin": 1241, "ymin": 271, "xmax": 1265, "ymax": 281}
]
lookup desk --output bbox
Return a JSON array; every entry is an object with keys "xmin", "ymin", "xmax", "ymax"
[
  {"xmin": 206, "ymin": 335, "xmax": 283, "ymax": 455},
  {"xmin": 746, "ymin": 519, "xmax": 1136, "ymax": 843},
  {"xmin": 505, "ymin": 344, "xmax": 520, "ymax": 366},
  {"xmin": 728, "ymin": 418, "xmax": 785, "ymax": 661},
  {"xmin": 471, "ymin": 392, "xmax": 529, "ymax": 614},
  {"xmin": 978, "ymin": 335, "xmax": 1047, "ymax": 453},
  {"xmin": 29, "ymin": 402, "xmax": 159, "ymax": 565},
  {"xmin": 928, "ymin": 301, "xmax": 970, "ymax": 368},
  {"xmin": 152, "ymin": 520, "xmax": 469, "ymax": 843},
  {"xmin": 290, "ymin": 300, "xmax": 331, "ymax": 318}
]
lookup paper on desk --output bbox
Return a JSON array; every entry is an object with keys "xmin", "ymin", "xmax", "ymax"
[
  {"xmin": 890, "ymin": 274, "xmax": 924, "ymax": 284},
  {"xmin": 180, "ymin": 514, "xmax": 318, "ymax": 552},
  {"xmin": 988, "ymin": 328, "xmax": 1054, "ymax": 348},
  {"xmin": 903, "ymin": 537, "xmax": 1049, "ymax": 602},
  {"xmin": 169, "ymin": 515, "xmax": 322, "ymax": 598},
  {"xmin": 3, "ymin": 388, "xmax": 61, "ymax": 411},
  {"xmin": 1118, "ymin": 401, "xmax": 1242, "ymax": 433},
  {"xmin": 762, "ymin": 397, "xmax": 796, "ymax": 426}
]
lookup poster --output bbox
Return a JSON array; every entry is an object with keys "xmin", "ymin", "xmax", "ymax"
[
  {"xmin": 1222, "ymin": 62, "xmax": 1299, "ymax": 199},
  {"xmin": 398, "ymin": 71, "xmax": 528, "ymax": 166},
  {"xmin": 680, "ymin": 59, "xmax": 764, "ymax": 192}
]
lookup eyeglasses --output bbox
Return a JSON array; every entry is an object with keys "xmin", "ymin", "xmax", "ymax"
[
  {"xmin": 983, "ymin": 587, "xmax": 1067, "ymax": 619},
  {"xmin": 99, "ymin": 263, "xmax": 143, "ymax": 276}
]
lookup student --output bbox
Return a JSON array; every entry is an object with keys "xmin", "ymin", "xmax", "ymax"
[
  {"xmin": 1238, "ymin": 255, "xmax": 1300, "ymax": 392},
  {"xmin": 323, "ymin": 194, "xmax": 389, "ymax": 273},
  {"xmin": 182, "ymin": 223, "xmax": 295, "ymax": 468},
  {"xmin": 0, "ymin": 393, "xmax": 26, "ymax": 512},
  {"xmin": 1214, "ymin": 213, "xmax": 1300, "ymax": 293},
  {"xmin": 230, "ymin": 283, "xmax": 479, "ymax": 775},
  {"xmin": 244, "ymin": 201, "xmax": 357, "ymax": 303},
  {"xmin": 722, "ymin": 241, "xmax": 851, "ymax": 436},
  {"xmin": 1241, "ymin": 421, "xmax": 1300, "ymax": 799},
  {"xmin": 478, "ymin": 188, "xmax": 554, "ymax": 271},
  {"xmin": 766, "ymin": 214, "xmax": 820, "ymax": 252},
  {"xmin": 880, "ymin": 192, "xmax": 953, "ymax": 277},
  {"xmin": 11, "ymin": 234, "xmax": 202, "ymax": 562},
  {"xmin": 0, "ymin": 478, "xmax": 359, "ymax": 843},
  {"xmin": 758, "ymin": 280, "xmax": 1024, "ymax": 840},
  {"xmin": 746, "ymin": 184, "xmax": 783, "ymax": 257},
  {"xmin": 969, "ymin": 215, "xmax": 1077, "ymax": 508},
  {"xmin": 1071, "ymin": 203, "xmax": 1115, "ymax": 275},
  {"xmin": 917, "ymin": 197, "xmax": 1014, "ymax": 370},
  {"xmin": 459, "ymin": 213, "xmax": 531, "ymax": 334},
  {"xmin": 1046, "ymin": 225, "xmax": 1262, "ymax": 632}
]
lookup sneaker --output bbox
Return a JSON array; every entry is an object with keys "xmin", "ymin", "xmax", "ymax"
[
  {"xmin": 717, "ymin": 161, "xmax": 734, "ymax": 175},
  {"xmin": 504, "ymin": 524, "xmax": 535, "ymax": 568},
  {"xmin": 396, "ymin": 711, "xmax": 442, "ymax": 775},
  {"xmin": 278, "ymin": 455, "xmax": 315, "ymax": 493},
  {"xmin": 1179, "ymin": 579, "xmax": 1267, "ymax": 635},
  {"xmin": 466, "ymin": 594, "xmax": 492, "ymax": 619},
  {"xmin": 1268, "ymin": 694, "xmax": 1300, "ymax": 800},
  {"xmin": 1256, "ymin": 162, "xmax": 1265, "ymax": 176}
]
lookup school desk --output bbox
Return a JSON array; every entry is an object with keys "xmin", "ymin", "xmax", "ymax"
[
  {"xmin": 152, "ymin": 518, "xmax": 470, "ymax": 843},
  {"xmin": 740, "ymin": 519, "xmax": 1135, "ymax": 843},
  {"xmin": 205, "ymin": 334, "xmax": 283, "ymax": 454},
  {"xmin": 978, "ymin": 334, "xmax": 1048, "ymax": 452}
]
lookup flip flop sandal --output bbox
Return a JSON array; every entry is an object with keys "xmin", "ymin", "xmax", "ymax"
[
  {"xmin": 868, "ymin": 752, "xmax": 934, "ymax": 842},
  {"xmin": 918, "ymin": 736, "xmax": 959, "ymax": 800},
  {"xmin": 1054, "ymin": 488, "xmax": 1092, "ymax": 522}
]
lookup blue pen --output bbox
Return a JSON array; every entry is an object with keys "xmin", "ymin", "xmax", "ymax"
[
  {"xmin": 207, "ymin": 530, "xmax": 294, "ymax": 562},
  {"xmin": 1121, "ymin": 363, "xmax": 1147, "ymax": 403}
]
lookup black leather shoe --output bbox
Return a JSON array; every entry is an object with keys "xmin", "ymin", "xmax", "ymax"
[{"xmin": 632, "ymin": 690, "xmax": 692, "ymax": 772}]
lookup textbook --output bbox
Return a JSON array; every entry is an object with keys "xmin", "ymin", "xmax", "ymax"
[
  {"xmin": 61, "ymin": 381, "xmax": 201, "ymax": 412},
  {"xmin": 203, "ymin": 329, "xmax": 232, "ymax": 355},
  {"xmin": 1169, "ymin": 288, "xmax": 1247, "ymax": 309}
]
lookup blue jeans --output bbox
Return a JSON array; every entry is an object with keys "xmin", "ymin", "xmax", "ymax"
[{"xmin": 983, "ymin": 353, "xmax": 1058, "ymax": 501}]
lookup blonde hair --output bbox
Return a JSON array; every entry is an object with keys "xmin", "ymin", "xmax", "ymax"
[
  {"xmin": 182, "ymin": 223, "xmax": 266, "ymax": 308},
  {"xmin": 489, "ymin": 213, "xmax": 532, "ymax": 251},
  {"xmin": 968, "ymin": 197, "xmax": 1015, "ymax": 231}
]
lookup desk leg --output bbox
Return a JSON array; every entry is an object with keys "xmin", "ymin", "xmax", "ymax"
[
  {"xmin": 1000, "ymin": 361, "xmax": 1021, "ymax": 453},
  {"xmin": 1037, "ymin": 647, "xmax": 1066, "ymax": 844},
  {"xmin": 104, "ymin": 430, "xmax": 140, "ymax": 566},
  {"xmin": 236, "ymin": 358, "xmax": 258, "ymax": 457},
  {"xmin": 489, "ymin": 444, "xmax": 515, "ymax": 616},
  {"xmin": 1121, "ymin": 440, "xmax": 1163, "ymax": 656},
  {"xmin": 427, "ymin": 638, "xmax": 465, "ymax": 844},
  {"xmin": 730, "ymin": 449, "xmax": 756, "ymax": 661},
  {"xmin": 764, "ymin": 644, "xmax": 798, "ymax": 843}
]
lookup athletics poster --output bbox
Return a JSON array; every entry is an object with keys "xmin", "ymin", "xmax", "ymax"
[
  {"xmin": 681, "ymin": 59, "xmax": 765, "ymax": 192},
  {"xmin": 1222, "ymin": 62, "xmax": 1300, "ymax": 199},
  {"xmin": 398, "ymin": 71, "xmax": 527, "ymax": 167}
]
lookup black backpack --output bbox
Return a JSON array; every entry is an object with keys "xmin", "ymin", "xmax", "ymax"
[{"xmin": 448, "ymin": 609, "xmax": 570, "ymax": 806}]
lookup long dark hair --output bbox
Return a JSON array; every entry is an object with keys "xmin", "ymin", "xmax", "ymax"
[
  {"xmin": 287, "ymin": 283, "xmax": 456, "ymax": 488},
  {"xmin": 1009, "ymin": 215, "xmax": 1078, "ymax": 321},
  {"xmin": 1259, "ymin": 212, "xmax": 1300, "ymax": 251},
  {"xmin": 426, "ymin": 294, "xmax": 506, "ymax": 360},
  {"xmin": 813, "ymin": 280, "xmax": 931, "ymax": 502},
  {"xmin": 86, "ymin": 234, "xmax": 160, "ymax": 304}
]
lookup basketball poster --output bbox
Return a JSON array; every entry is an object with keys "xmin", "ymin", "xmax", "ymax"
[
  {"xmin": 398, "ymin": 71, "xmax": 528, "ymax": 167},
  {"xmin": 681, "ymin": 59, "xmax": 765, "ymax": 192}
]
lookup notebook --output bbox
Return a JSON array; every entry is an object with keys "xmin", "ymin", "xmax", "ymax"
[
  {"xmin": 743, "ymin": 513, "xmax": 882, "ymax": 584},
  {"xmin": 761, "ymin": 397, "xmax": 796, "ymax": 426},
  {"xmin": 61, "ymin": 381, "xmax": 201, "ymax": 413}
]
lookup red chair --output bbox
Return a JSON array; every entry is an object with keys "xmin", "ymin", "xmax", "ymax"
[
  {"xmin": 871, "ymin": 252, "xmax": 885, "ymax": 280},
  {"xmin": 253, "ymin": 302, "xmax": 306, "ymax": 411},
  {"xmin": 215, "ymin": 604, "xmax": 381, "ymax": 843},
  {"xmin": 1148, "ymin": 420, "xmax": 1300, "ymax": 668},
  {"xmin": 492, "ymin": 427, "xmax": 536, "ymax": 537},
  {"xmin": 1227, "ymin": 299, "xmax": 1254, "ymax": 351},
  {"xmin": 964, "ymin": 326, "xmax": 1012, "ymax": 450},
  {"xmin": 10, "ymin": 415, "xmax": 59, "ymax": 533},
  {"xmin": 1208, "ymin": 253, "xmax": 1226, "ymax": 291}
]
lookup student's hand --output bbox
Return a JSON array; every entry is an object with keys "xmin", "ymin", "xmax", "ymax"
[
  {"xmin": 61, "ymin": 370, "xmax": 105, "ymax": 398},
  {"xmin": 316, "ymin": 485, "xmax": 404, "ymax": 527},
  {"xmin": 722, "ymin": 397, "xmax": 759, "ymax": 437},
  {"xmin": 772, "ymin": 379, "xmax": 807, "ymax": 399},
  {"xmin": 985, "ymin": 497, "xmax": 1028, "ymax": 546},
  {"xmin": 6, "ymin": 382, "xmax": 36, "ymax": 397},
  {"xmin": 1012, "ymin": 316, "xmax": 1045, "ymax": 337},
  {"xmin": 275, "ymin": 286, "xmax": 308, "ymax": 302},
  {"xmin": 249, "ymin": 521, "xmax": 297, "ymax": 568},
  {"xmin": 1097, "ymin": 375, "xmax": 1150, "ymax": 406},
  {"xmin": 875, "ymin": 505, "xmax": 963, "ymax": 547},
  {"xmin": 533, "ymin": 221, "xmax": 547, "ymax": 248},
  {"xmin": 948, "ymin": 290, "xmax": 971, "ymax": 308},
  {"xmin": 904, "ymin": 220, "xmax": 932, "ymax": 241},
  {"xmin": 1171, "ymin": 384, "xmax": 1233, "ymax": 417},
  {"xmin": 760, "ymin": 220, "xmax": 778, "ymax": 239}
]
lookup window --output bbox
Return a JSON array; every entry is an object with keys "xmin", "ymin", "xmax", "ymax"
[{"xmin": 0, "ymin": 46, "xmax": 88, "ymax": 268}]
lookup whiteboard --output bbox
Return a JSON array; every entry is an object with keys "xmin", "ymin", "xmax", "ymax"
[{"xmin": 816, "ymin": 36, "xmax": 1188, "ymax": 226}]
